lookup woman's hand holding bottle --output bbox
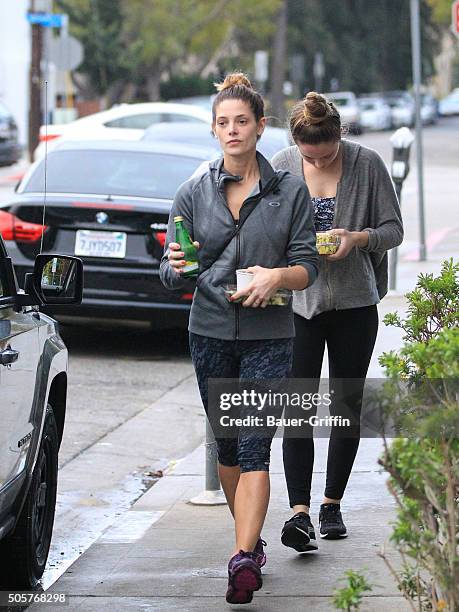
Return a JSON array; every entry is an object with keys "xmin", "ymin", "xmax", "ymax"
[{"xmin": 167, "ymin": 241, "xmax": 200, "ymax": 275}]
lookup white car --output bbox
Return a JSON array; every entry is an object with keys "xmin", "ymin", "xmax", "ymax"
[
  {"xmin": 438, "ymin": 89, "xmax": 459, "ymax": 116},
  {"xmin": 358, "ymin": 97, "xmax": 392, "ymax": 131},
  {"xmin": 324, "ymin": 91, "xmax": 362, "ymax": 134},
  {"xmin": 35, "ymin": 102, "xmax": 211, "ymax": 159}
]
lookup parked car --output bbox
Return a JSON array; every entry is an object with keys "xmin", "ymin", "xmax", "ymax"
[
  {"xmin": 1, "ymin": 140, "xmax": 217, "ymax": 328},
  {"xmin": 438, "ymin": 88, "xmax": 459, "ymax": 116},
  {"xmin": 0, "ymin": 238, "xmax": 82, "ymax": 588},
  {"xmin": 0, "ymin": 101, "xmax": 22, "ymax": 166},
  {"xmin": 378, "ymin": 91, "xmax": 415, "ymax": 128},
  {"xmin": 357, "ymin": 96, "xmax": 392, "ymax": 131},
  {"xmin": 141, "ymin": 121, "xmax": 290, "ymax": 160},
  {"xmin": 34, "ymin": 102, "xmax": 211, "ymax": 160},
  {"xmin": 168, "ymin": 95, "xmax": 216, "ymax": 111},
  {"xmin": 420, "ymin": 93, "xmax": 438, "ymax": 125},
  {"xmin": 323, "ymin": 91, "xmax": 362, "ymax": 134}
]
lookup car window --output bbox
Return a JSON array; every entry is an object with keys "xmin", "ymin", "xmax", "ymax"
[
  {"xmin": 23, "ymin": 150, "xmax": 205, "ymax": 199},
  {"xmin": 329, "ymin": 97, "xmax": 351, "ymax": 106},
  {"xmin": 0, "ymin": 102, "xmax": 10, "ymax": 121},
  {"xmin": 161, "ymin": 113, "xmax": 206, "ymax": 123},
  {"xmin": 104, "ymin": 113, "xmax": 164, "ymax": 129}
]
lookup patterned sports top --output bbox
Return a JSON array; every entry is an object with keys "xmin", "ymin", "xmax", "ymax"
[{"xmin": 312, "ymin": 196, "xmax": 335, "ymax": 232}]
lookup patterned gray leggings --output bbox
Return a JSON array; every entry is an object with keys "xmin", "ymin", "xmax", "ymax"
[{"xmin": 189, "ymin": 332, "xmax": 293, "ymax": 472}]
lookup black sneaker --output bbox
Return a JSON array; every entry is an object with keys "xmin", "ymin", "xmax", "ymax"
[
  {"xmin": 281, "ymin": 512, "xmax": 318, "ymax": 553},
  {"xmin": 319, "ymin": 503, "xmax": 348, "ymax": 539}
]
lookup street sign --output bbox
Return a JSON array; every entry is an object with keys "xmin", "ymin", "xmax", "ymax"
[
  {"xmin": 48, "ymin": 35, "xmax": 84, "ymax": 71},
  {"xmin": 452, "ymin": 0, "xmax": 459, "ymax": 38},
  {"xmin": 254, "ymin": 51, "xmax": 269, "ymax": 83},
  {"xmin": 27, "ymin": 12, "xmax": 65, "ymax": 28}
]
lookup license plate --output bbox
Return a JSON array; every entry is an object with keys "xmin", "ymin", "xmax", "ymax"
[{"xmin": 74, "ymin": 230, "xmax": 127, "ymax": 258}]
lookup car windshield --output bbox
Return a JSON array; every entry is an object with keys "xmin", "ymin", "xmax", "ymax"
[
  {"xmin": 23, "ymin": 150, "xmax": 204, "ymax": 199},
  {"xmin": 360, "ymin": 102, "xmax": 377, "ymax": 111},
  {"xmin": 329, "ymin": 97, "xmax": 351, "ymax": 106}
]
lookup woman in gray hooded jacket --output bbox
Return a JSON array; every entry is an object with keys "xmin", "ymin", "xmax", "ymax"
[
  {"xmin": 160, "ymin": 73, "xmax": 318, "ymax": 605},
  {"xmin": 272, "ymin": 91, "xmax": 403, "ymax": 553}
]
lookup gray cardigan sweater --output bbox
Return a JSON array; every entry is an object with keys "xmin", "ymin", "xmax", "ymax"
[{"xmin": 271, "ymin": 140, "xmax": 403, "ymax": 319}]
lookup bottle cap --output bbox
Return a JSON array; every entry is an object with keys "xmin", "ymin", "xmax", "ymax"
[{"xmin": 174, "ymin": 215, "xmax": 184, "ymax": 222}]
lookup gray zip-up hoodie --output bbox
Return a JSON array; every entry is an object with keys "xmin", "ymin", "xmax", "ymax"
[
  {"xmin": 160, "ymin": 152, "xmax": 319, "ymax": 340},
  {"xmin": 271, "ymin": 140, "xmax": 404, "ymax": 319}
]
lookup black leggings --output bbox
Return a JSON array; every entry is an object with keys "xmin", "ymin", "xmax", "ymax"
[{"xmin": 282, "ymin": 306, "xmax": 378, "ymax": 507}]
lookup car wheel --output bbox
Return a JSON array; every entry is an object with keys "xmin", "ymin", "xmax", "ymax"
[{"xmin": 0, "ymin": 405, "xmax": 59, "ymax": 589}]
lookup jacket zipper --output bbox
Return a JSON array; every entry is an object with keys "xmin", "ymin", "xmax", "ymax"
[
  {"xmin": 215, "ymin": 175, "xmax": 280, "ymax": 340},
  {"xmin": 235, "ymin": 231, "xmax": 240, "ymax": 339}
]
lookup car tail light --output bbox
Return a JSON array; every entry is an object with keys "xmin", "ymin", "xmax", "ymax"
[
  {"xmin": 39, "ymin": 133, "xmax": 61, "ymax": 142},
  {"xmin": 0, "ymin": 210, "xmax": 47, "ymax": 242},
  {"xmin": 154, "ymin": 231, "xmax": 167, "ymax": 247},
  {"xmin": 181, "ymin": 293, "xmax": 193, "ymax": 300}
]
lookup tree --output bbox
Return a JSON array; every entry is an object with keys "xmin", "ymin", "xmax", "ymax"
[
  {"xmin": 55, "ymin": 0, "xmax": 127, "ymax": 103},
  {"xmin": 287, "ymin": 0, "xmax": 440, "ymax": 95}
]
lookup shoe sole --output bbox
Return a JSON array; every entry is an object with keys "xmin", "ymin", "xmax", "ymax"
[
  {"xmin": 226, "ymin": 566, "xmax": 262, "ymax": 604},
  {"xmin": 281, "ymin": 526, "xmax": 319, "ymax": 553},
  {"xmin": 319, "ymin": 530, "xmax": 348, "ymax": 539}
]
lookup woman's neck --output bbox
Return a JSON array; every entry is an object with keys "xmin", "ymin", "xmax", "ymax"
[{"xmin": 223, "ymin": 152, "xmax": 260, "ymax": 184}]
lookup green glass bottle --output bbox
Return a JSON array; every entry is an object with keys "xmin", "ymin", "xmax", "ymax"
[{"xmin": 174, "ymin": 215, "xmax": 199, "ymax": 278}]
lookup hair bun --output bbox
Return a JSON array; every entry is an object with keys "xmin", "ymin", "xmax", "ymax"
[
  {"xmin": 302, "ymin": 91, "xmax": 330, "ymax": 125},
  {"xmin": 215, "ymin": 72, "xmax": 253, "ymax": 92}
]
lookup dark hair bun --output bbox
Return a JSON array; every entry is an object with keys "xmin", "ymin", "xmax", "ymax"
[
  {"xmin": 215, "ymin": 72, "xmax": 253, "ymax": 92},
  {"xmin": 302, "ymin": 91, "xmax": 330, "ymax": 125}
]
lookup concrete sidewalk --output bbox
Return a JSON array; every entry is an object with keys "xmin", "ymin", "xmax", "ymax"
[
  {"xmin": 31, "ymin": 439, "xmax": 408, "ymax": 612},
  {"xmin": 31, "ymin": 236, "xmax": 458, "ymax": 612}
]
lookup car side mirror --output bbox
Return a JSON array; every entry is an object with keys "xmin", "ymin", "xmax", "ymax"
[{"xmin": 33, "ymin": 254, "xmax": 83, "ymax": 304}]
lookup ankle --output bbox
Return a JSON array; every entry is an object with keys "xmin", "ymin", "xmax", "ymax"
[
  {"xmin": 322, "ymin": 498, "xmax": 340, "ymax": 506},
  {"xmin": 292, "ymin": 504, "xmax": 309, "ymax": 515}
]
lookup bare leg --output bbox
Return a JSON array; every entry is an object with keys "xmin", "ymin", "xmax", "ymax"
[
  {"xmin": 292, "ymin": 504, "xmax": 310, "ymax": 515},
  {"xmin": 233, "ymin": 471, "xmax": 270, "ymax": 555},
  {"xmin": 218, "ymin": 464, "xmax": 240, "ymax": 517}
]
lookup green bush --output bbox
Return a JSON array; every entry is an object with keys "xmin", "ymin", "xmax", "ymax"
[{"xmin": 377, "ymin": 259, "xmax": 459, "ymax": 612}]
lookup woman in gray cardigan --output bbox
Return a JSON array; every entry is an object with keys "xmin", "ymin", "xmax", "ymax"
[{"xmin": 272, "ymin": 91, "xmax": 403, "ymax": 552}]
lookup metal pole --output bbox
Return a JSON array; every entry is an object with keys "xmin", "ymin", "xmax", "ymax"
[
  {"xmin": 29, "ymin": 0, "xmax": 43, "ymax": 162},
  {"xmin": 389, "ymin": 182, "xmax": 403, "ymax": 290},
  {"xmin": 189, "ymin": 419, "xmax": 226, "ymax": 506},
  {"xmin": 410, "ymin": 0, "xmax": 427, "ymax": 261}
]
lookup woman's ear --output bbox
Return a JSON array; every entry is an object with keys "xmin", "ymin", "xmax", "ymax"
[{"xmin": 257, "ymin": 116, "xmax": 267, "ymax": 139}]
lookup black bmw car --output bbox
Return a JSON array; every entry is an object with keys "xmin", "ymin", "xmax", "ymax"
[{"xmin": 0, "ymin": 140, "xmax": 215, "ymax": 327}]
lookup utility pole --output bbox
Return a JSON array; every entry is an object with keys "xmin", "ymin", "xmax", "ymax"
[
  {"xmin": 270, "ymin": 0, "xmax": 287, "ymax": 122},
  {"xmin": 410, "ymin": 0, "xmax": 427, "ymax": 261},
  {"xmin": 29, "ymin": 0, "xmax": 43, "ymax": 161}
]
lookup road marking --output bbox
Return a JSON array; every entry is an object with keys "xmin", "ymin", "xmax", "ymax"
[{"xmin": 401, "ymin": 226, "xmax": 459, "ymax": 261}]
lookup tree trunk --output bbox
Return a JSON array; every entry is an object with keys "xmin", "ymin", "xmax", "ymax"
[
  {"xmin": 146, "ymin": 71, "xmax": 161, "ymax": 101},
  {"xmin": 269, "ymin": 0, "xmax": 288, "ymax": 122},
  {"xmin": 432, "ymin": 30, "xmax": 456, "ymax": 98}
]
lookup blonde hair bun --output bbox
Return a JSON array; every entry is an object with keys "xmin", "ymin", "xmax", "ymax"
[
  {"xmin": 302, "ymin": 91, "xmax": 330, "ymax": 125},
  {"xmin": 215, "ymin": 72, "xmax": 253, "ymax": 92}
]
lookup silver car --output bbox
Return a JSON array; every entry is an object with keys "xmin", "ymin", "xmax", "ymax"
[{"xmin": 0, "ymin": 237, "xmax": 82, "ymax": 588}]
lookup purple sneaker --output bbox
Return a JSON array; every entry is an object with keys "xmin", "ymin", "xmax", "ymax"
[
  {"xmin": 226, "ymin": 550, "xmax": 263, "ymax": 605},
  {"xmin": 254, "ymin": 538, "xmax": 267, "ymax": 568}
]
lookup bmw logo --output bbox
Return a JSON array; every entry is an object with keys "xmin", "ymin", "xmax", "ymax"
[{"xmin": 96, "ymin": 211, "xmax": 109, "ymax": 224}]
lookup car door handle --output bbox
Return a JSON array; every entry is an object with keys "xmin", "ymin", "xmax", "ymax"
[{"xmin": 0, "ymin": 346, "xmax": 19, "ymax": 366}]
